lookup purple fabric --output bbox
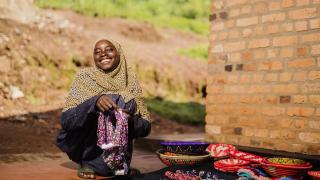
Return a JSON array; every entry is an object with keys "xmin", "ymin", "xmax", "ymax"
[{"xmin": 97, "ymin": 109, "xmax": 129, "ymax": 174}]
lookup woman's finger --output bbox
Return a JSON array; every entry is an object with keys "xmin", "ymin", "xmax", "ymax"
[
  {"xmin": 105, "ymin": 98, "xmax": 117, "ymax": 108},
  {"xmin": 96, "ymin": 101, "xmax": 106, "ymax": 112},
  {"xmin": 101, "ymin": 98, "xmax": 113, "ymax": 110}
]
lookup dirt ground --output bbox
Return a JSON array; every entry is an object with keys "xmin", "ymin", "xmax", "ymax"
[{"xmin": 0, "ymin": 109, "xmax": 203, "ymax": 159}]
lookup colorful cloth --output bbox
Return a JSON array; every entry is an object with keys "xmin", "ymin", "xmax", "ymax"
[
  {"xmin": 63, "ymin": 39, "xmax": 150, "ymax": 120},
  {"xmin": 97, "ymin": 109, "xmax": 129, "ymax": 175},
  {"xmin": 237, "ymin": 168, "xmax": 298, "ymax": 180},
  {"xmin": 164, "ymin": 170, "xmax": 226, "ymax": 180}
]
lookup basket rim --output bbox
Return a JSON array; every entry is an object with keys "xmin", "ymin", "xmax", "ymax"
[
  {"xmin": 156, "ymin": 149, "xmax": 210, "ymax": 160},
  {"xmin": 266, "ymin": 157, "xmax": 308, "ymax": 166},
  {"xmin": 260, "ymin": 160, "xmax": 312, "ymax": 169}
]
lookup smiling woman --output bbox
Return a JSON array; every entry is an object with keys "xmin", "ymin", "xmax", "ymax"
[
  {"xmin": 56, "ymin": 39, "xmax": 151, "ymax": 179},
  {"xmin": 93, "ymin": 39, "xmax": 120, "ymax": 72}
]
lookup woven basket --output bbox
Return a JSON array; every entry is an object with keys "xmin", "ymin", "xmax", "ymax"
[
  {"xmin": 160, "ymin": 141, "xmax": 209, "ymax": 155},
  {"xmin": 156, "ymin": 149, "xmax": 210, "ymax": 166},
  {"xmin": 260, "ymin": 160, "xmax": 312, "ymax": 178}
]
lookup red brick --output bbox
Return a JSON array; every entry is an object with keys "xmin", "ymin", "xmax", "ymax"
[
  {"xmin": 287, "ymin": 107, "xmax": 315, "ymax": 117},
  {"xmin": 309, "ymin": 71, "xmax": 320, "ymax": 80},
  {"xmin": 292, "ymin": 120, "xmax": 305, "ymax": 129},
  {"xmin": 292, "ymin": 95, "xmax": 308, "ymax": 104},
  {"xmin": 254, "ymin": 26, "xmax": 264, "ymax": 35},
  {"xmin": 205, "ymin": 125, "xmax": 221, "ymax": 134},
  {"xmin": 280, "ymin": 47, "xmax": 294, "ymax": 57},
  {"xmin": 253, "ymin": 49, "xmax": 267, "ymax": 59},
  {"xmin": 272, "ymin": 84, "xmax": 299, "ymax": 93},
  {"xmin": 273, "ymin": 36, "xmax": 298, "ymax": 47},
  {"xmin": 242, "ymin": 51, "xmax": 253, "ymax": 61},
  {"xmin": 252, "ymin": 74, "xmax": 264, "ymax": 82},
  {"xmin": 267, "ymin": 49, "xmax": 279, "ymax": 58},
  {"xmin": 297, "ymin": 47, "xmax": 308, "ymax": 56},
  {"xmin": 242, "ymin": 28, "xmax": 253, "ymax": 37},
  {"xmin": 228, "ymin": 53, "xmax": 241, "ymax": 63},
  {"xmin": 265, "ymin": 95, "xmax": 278, "ymax": 104},
  {"xmin": 228, "ymin": 30, "xmax": 240, "ymax": 39},
  {"xmin": 295, "ymin": 21, "xmax": 308, "ymax": 31},
  {"xmin": 280, "ymin": 22, "xmax": 294, "ymax": 32},
  {"xmin": 280, "ymin": 72, "xmax": 292, "ymax": 82},
  {"xmin": 226, "ymin": 0, "xmax": 249, "ymax": 7},
  {"xmin": 309, "ymin": 95, "xmax": 320, "ymax": 104},
  {"xmin": 207, "ymin": 86, "xmax": 223, "ymax": 94},
  {"xmin": 288, "ymin": 8, "xmax": 317, "ymax": 20},
  {"xmin": 297, "ymin": 0, "xmax": 310, "ymax": 6},
  {"xmin": 224, "ymin": 85, "xmax": 246, "ymax": 94},
  {"xmin": 253, "ymin": 2, "xmax": 268, "ymax": 14},
  {"xmin": 211, "ymin": 22, "xmax": 225, "ymax": 31},
  {"xmin": 226, "ymin": 20, "xmax": 236, "ymax": 28},
  {"xmin": 309, "ymin": 121, "xmax": 320, "ymax": 129},
  {"xmin": 249, "ymin": 85, "xmax": 271, "ymax": 93},
  {"xmin": 243, "ymin": 64, "xmax": 257, "ymax": 71},
  {"xmin": 302, "ymin": 33, "xmax": 320, "ymax": 43},
  {"xmin": 270, "ymin": 130, "xmax": 296, "ymax": 140},
  {"xmin": 238, "ymin": 107, "xmax": 256, "ymax": 115},
  {"xmin": 248, "ymin": 38, "xmax": 270, "ymax": 48},
  {"xmin": 298, "ymin": 132, "xmax": 320, "ymax": 143},
  {"xmin": 269, "ymin": 1, "xmax": 281, "ymax": 11},
  {"xmin": 239, "ymin": 95, "xmax": 263, "ymax": 104},
  {"xmin": 239, "ymin": 74, "xmax": 251, "ymax": 83},
  {"xmin": 265, "ymin": 24, "xmax": 280, "ymax": 34},
  {"xmin": 240, "ymin": 5, "xmax": 252, "ymax": 14},
  {"xmin": 229, "ymin": 9, "xmax": 240, "ymax": 17},
  {"xmin": 293, "ymin": 71, "xmax": 307, "ymax": 81},
  {"xmin": 227, "ymin": 75, "xmax": 238, "ymax": 84},
  {"xmin": 212, "ymin": 44, "xmax": 224, "ymax": 53},
  {"xmin": 281, "ymin": 0, "xmax": 295, "ymax": 7},
  {"xmin": 224, "ymin": 41, "xmax": 246, "ymax": 52},
  {"xmin": 310, "ymin": 19, "xmax": 320, "ymax": 29},
  {"xmin": 288, "ymin": 58, "xmax": 315, "ymax": 69},
  {"xmin": 262, "ymin": 13, "xmax": 286, "ymax": 23},
  {"xmin": 265, "ymin": 73, "xmax": 278, "ymax": 82},
  {"xmin": 311, "ymin": 44, "xmax": 320, "ymax": 55},
  {"xmin": 206, "ymin": 115, "xmax": 228, "ymax": 125},
  {"xmin": 237, "ymin": 16, "xmax": 259, "ymax": 27},
  {"xmin": 218, "ymin": 32, "xmax": 228, "ymax": 40},
  {"xmin": 244, "ymin": 128, "xmax": 269, "ymax": 138}
]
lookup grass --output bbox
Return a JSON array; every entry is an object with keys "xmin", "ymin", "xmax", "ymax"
[
  {"xmin": 146, "ymin": 98, "xmax": 205, "ymax": 125},
  {"xmin": 34, "ymin": 0, "xmax": 210, "ymax": 35},
  {"xmin": 178, "ymin": 44, "xmax": 208, "ymax": 62}
]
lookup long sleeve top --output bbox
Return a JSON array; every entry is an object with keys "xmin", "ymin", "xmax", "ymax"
[{"xmin": 56, "ymin": 95, "xmax": 151, "ymax": 165}]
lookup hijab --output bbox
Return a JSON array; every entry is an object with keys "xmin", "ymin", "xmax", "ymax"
[{"xmin": 63, "ymin": 39, "xmax": 150, "ymax": 120}]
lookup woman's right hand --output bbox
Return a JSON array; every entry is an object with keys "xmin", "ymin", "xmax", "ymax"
[{"xmin": 96, "ymin": 95, "xmax": 118, "ymax": 112}]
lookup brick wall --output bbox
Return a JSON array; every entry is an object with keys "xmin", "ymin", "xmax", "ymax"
[{"xmin": 207, "ymin": 0, "xmax": 320, "ymax": 155}]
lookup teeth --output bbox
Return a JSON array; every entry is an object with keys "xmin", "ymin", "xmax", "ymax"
[{"xmin": 101, "ymin": 59, "xmax": 111, "ymax": 64}]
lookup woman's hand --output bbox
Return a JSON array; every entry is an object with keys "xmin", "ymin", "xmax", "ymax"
[{"xmin": 96, "ymin": 95, "xmax": 117, "ymax": 112}]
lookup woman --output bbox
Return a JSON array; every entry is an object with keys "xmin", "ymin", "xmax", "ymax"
[{"xmin": 56, "ymin": 39, "xmax": 151, "ymax": 179}]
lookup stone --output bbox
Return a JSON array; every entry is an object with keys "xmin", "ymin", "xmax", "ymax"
[{"xmin": 9, "ymin": 86, "xmax": 24, "ymax": 99}]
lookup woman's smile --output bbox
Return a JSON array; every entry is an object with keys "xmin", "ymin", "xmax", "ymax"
[{"xmin": 93, "ymin": 39, "xmax": 119, "ymax": 72}]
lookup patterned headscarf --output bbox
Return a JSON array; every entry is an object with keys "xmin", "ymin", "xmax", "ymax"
[{"xmin": 63, "ymin": 39, "xmax": 150, "ymax": 120}]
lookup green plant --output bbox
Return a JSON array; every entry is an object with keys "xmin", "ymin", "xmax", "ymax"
[
  {"xmin": 34, "ymin": 0, "xmax": 210, "ymax": 35},
  {"xmin": 146, "ymin": 98, "xmax": 205, "ymax": 125},
  {"xmin": 178, "ymin": 44, "xmax": 208, "ymax": 61}
]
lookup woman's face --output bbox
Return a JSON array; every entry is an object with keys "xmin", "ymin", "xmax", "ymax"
[{"xmin": 93, "ymin": 40, "xmax": 119, "ymax": 72}]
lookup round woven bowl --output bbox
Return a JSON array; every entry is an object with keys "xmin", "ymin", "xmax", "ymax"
[
  {"xmin": 160, "ymin": 141, "xmax": 209, "ymax": 155},
  {"xmin": 156, "ymin": 149, "xmax": 210, "ymax": 166},
  {"xmin": 266, "ymin": 157, "xmax": 310, "ymax": 167},
  {"xmin": 260, "ymin": 160, "xmax": 312, "ymax": 178}
]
